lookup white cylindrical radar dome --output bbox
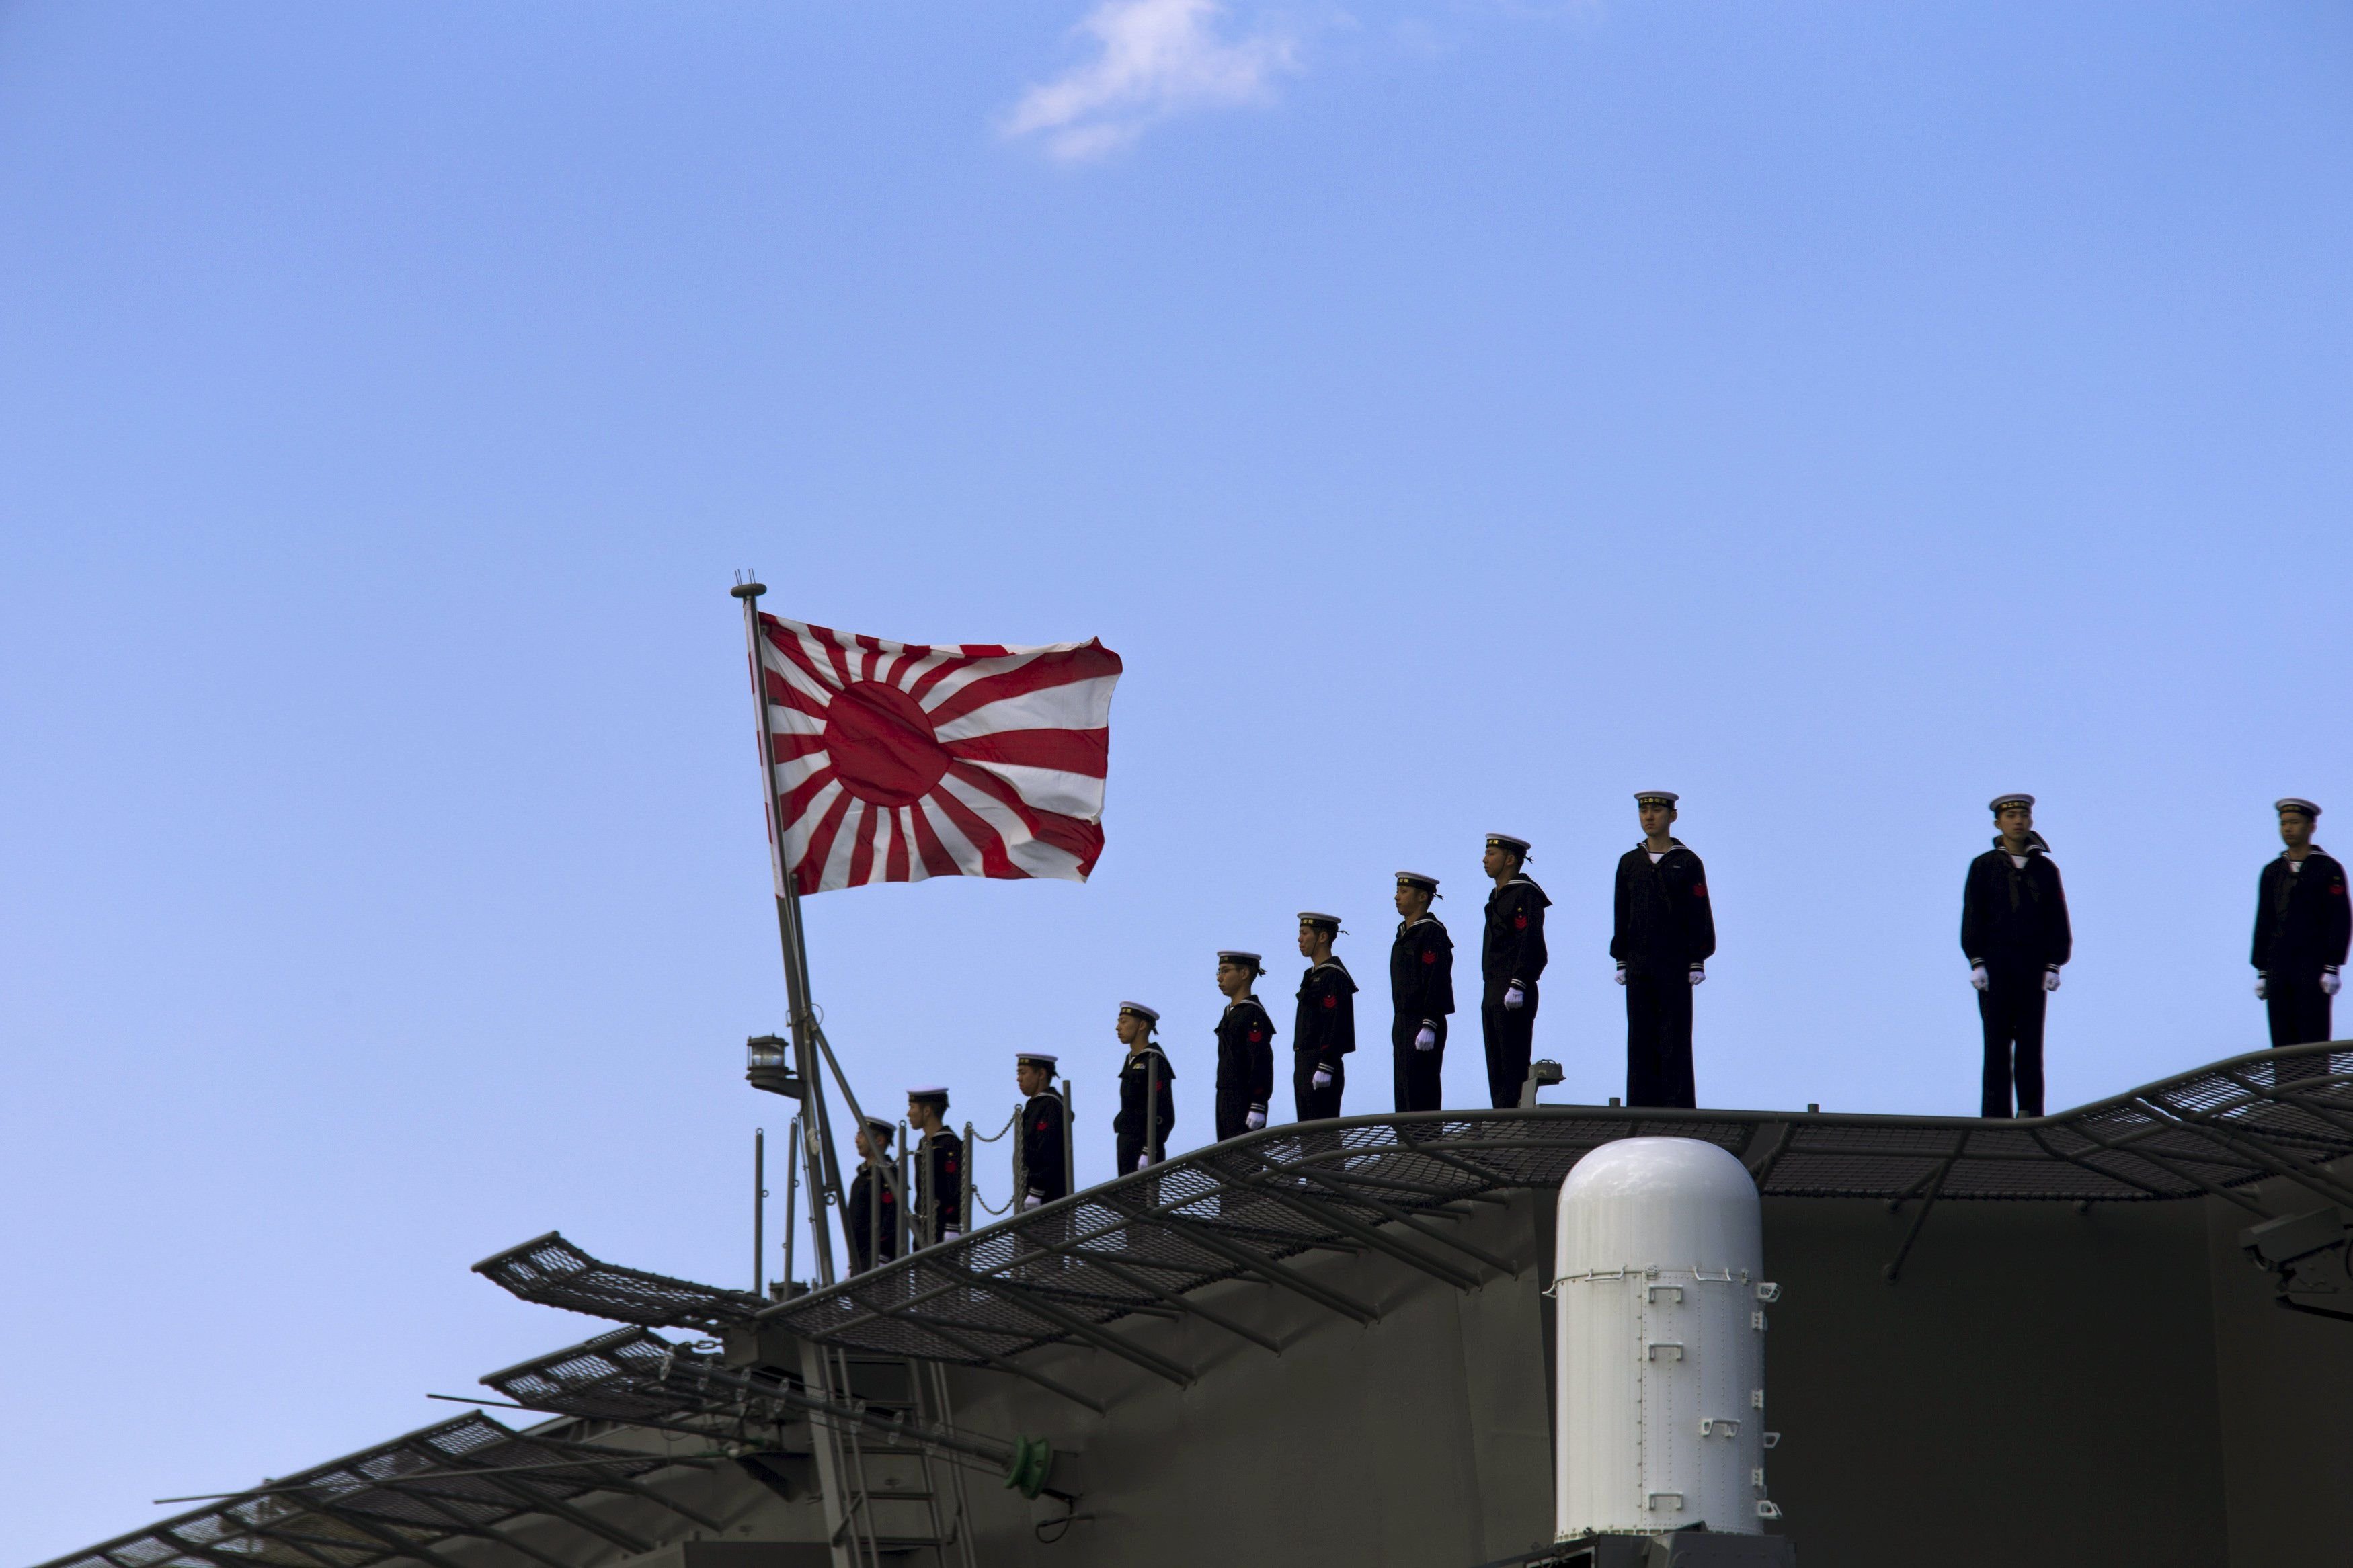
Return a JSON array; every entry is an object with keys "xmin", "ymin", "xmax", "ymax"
[{"xmin": 1554, "ymin": 1137, "xmax": 1779, "ymax": 1540}]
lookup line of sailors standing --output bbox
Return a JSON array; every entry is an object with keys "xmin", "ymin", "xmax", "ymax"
[
  {"xmin": 1962, "ymin": 792, "xmax": 2346, "ymax": 1118},
  {"xmin": 844, "ymin": 791, "xmax": 2347, "ymax": 1268},
  {"xmin": 841, "ymin": 1070, "xmax": 1060, "ymax": 1274}
]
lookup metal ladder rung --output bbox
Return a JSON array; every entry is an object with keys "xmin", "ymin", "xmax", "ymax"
[{"xmin": 805, "ymin": 1341, "xmax": 977, "ymax": 1568}]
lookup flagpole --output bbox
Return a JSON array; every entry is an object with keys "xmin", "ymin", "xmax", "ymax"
[
  {"xmin": 734, "ymin": 579, "xmax": 840, "ymax": 1286},
  {"xmin": 733, "ymin": 582, "xmax": 817, "ymax": 1033}
]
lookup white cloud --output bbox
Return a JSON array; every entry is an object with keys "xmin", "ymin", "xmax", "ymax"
[{"xmin": 1004, "ymin": 0, "xmax": 1300, "ymax": 162}]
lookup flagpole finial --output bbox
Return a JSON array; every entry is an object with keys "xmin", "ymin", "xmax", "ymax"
[{"xmin": 731, "ymin": 579, "xmax": 765, "ymax": 600}]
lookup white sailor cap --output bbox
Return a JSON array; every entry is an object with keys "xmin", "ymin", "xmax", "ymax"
[
  {"xmin": 906, "ymin": 1085, "xmax": 950, "ymax": 1106},
  {"xmin": 859, "ymin": 1114, "xmax": 896, "ymax": 1141},
  {"xmin": 1989, "ymin": 792, "xmax": 2036, "ymax": 814},
  {"xmin": 1634, "ymin": 790, "xmax": 1679, "ymax": 808},
  {"xmin": 1217, "ymin": 950, "xmax": 1263, "ymax": 968},
  {"xmin": 2277, "ymin": 797, "xmax": 2323, "ymax": 819},
  {"xmin": 1485, "ymin": 833, "xmax": 1531, "ymax": 858},
  {"xmin": 1395, "ymin": 870, "xmax": 1439, "ymax": 893},
  {"xmin": 1015, "ymin": 1051, "xmax": 1060, "ymax": 1069},
  {"xmin": 1116, "ymin": 1001, "xmax": 1160, "ymax": 1023},
  {"xmin": 1296, "ymin": 911, "xmax": 1343, "ymax": 931}
]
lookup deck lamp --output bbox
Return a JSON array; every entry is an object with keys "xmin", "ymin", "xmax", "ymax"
[{"xmin": 745, "ymin": 1034, "xmax": 802, "ymax": 1098}]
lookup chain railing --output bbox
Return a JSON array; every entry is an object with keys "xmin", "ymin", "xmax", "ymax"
[{"xmin": 963, "ymin": 1108, "xmax": 1023, "ymax": 1219}]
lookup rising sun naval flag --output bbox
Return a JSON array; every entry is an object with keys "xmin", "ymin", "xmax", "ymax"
[{"xmin": 748, "ymin": 613, "xmax": 1123, "ymax": 895}]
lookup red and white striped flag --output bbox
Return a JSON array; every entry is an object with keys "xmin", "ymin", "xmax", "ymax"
[{"xmin": 749, "ymin": 613, "xmax": 1123, "ymax": 895}]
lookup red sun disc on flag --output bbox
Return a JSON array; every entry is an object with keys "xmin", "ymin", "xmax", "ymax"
[{"xmin": 748, "ymin": 612, "xmax": 1123, "ymax": 895}]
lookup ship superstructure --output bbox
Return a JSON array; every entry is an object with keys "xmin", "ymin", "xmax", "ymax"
[{"xmin": 38, "ymin": 1040, "xmax": 2353, "ymax": 1568}]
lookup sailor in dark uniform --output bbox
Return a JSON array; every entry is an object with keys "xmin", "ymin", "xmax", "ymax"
[
  {"xmin": 1294, "ymin": 912, "xmax": 1357, "ymax": 1121},
  {"xmin": 906, "ymin": 1087, "xmax": 965, "ymax": 1245},
  {"xmin": 1480, "ymin": 834, "xmax": 1550, "ymax": 1109},
  {"xmin": 2253, "ymin": 798, "xmax": 2350, "ymax": 1081},
  {"xmin": 1113, "ymin": 1003, "xmax": 1176, "ymax": 1173},
  {"xmin": 1613, "ymin": 793, "xmax": 1715, "ymax": 1110},
  {"xmin": 1961, "ymin": 794, "xmax": 2072, "ymax": 1118},
  {"xmin": 844, "ymin": 1115, "xmax": 900, "ymax": 1274},
  {"xmin": 1213, "ymin": 951, "xmax": 1277, "ymax": 1139},
  {"xmin": 1390, "ymin": 872, "xmax": 1454, "ymax": 1112},
  {"xmin": 1015, "ymin": 1053, "xmax": 1069, "ymax": 1207}
]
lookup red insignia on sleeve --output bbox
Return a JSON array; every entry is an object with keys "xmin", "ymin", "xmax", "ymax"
[
  {"xmin": 1035, "ymin": 1120, "xmax": 1048, "ymax": 1132},
  {"xmin": 1322, "ymin": 995, "xmax": 1337, "ymax": 1009},
  {"xmin": 1422, "ymin": 950, "xmax": 1437, "ymax": 964},
  {"xmin": 1249, "ymin": 1029, "xmax": 1263, "ymax": 1042},
  {"xmin": 1514, "ymin": 915, "xmax": 1527, "ymax": 929},
  {"xmin": 1694, "ymin": 884, "xmax": 1707, "ymax": 897}
]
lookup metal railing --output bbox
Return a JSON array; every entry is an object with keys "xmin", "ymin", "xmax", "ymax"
[{"xmin": 477, "ymin": 1043, "xmax": 2353, "ymax": 1402}]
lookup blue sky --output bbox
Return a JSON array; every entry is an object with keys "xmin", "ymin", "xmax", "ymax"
[{"xmin": 3, "ymin": 1, "xmax": 2348, "ymax": 1558}]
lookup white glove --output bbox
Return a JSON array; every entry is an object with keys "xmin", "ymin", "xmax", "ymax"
[
  {"xmin": 1613, "ymin": 964, "xmax": 1627, "ymax": 987},
  {"xmin": 2255, "ymin": 974, "xmax": 2268, "ymax": 1000},
  {"xmin": 1414, "ymin": 1024, "xmax": 1437, "ymax": 1052},
  {"xmin": 2044, "ymin": 968, "xmax": 2061, "ymax": 993},
  {"xmin": 1503, "ymin": 985, "xmax": 1525, "ymax": 1011},
  {"xmin": 1970, "ymin": 964, "xmax": 1989, "ymax": 992},
  {"xmin": 1244, "ymin": 1108, "xmax": 1266, "ymax": 1131},
  {"xmin": 1312, "ymin": 1066, "xmax": 1333, "ymax": 1090},
  {"xmin": 1135, "ymin": 1153, "xmax": 1154, "ymax": 1171},
  {"xmin": 1688, "ymin": 966, "xmax": 1705, "ymax": 987},
  {"xmin": 1022, "ymin": 1192, "xmax": 1043, "ymax": 1210},
  {"xmin": 2326, "ymin": 970, "xmax": 2344, "ymax": 998},
  {"xmin": 941, "ymin": 1228, "xmax": 961, "ymax": 1243}
]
